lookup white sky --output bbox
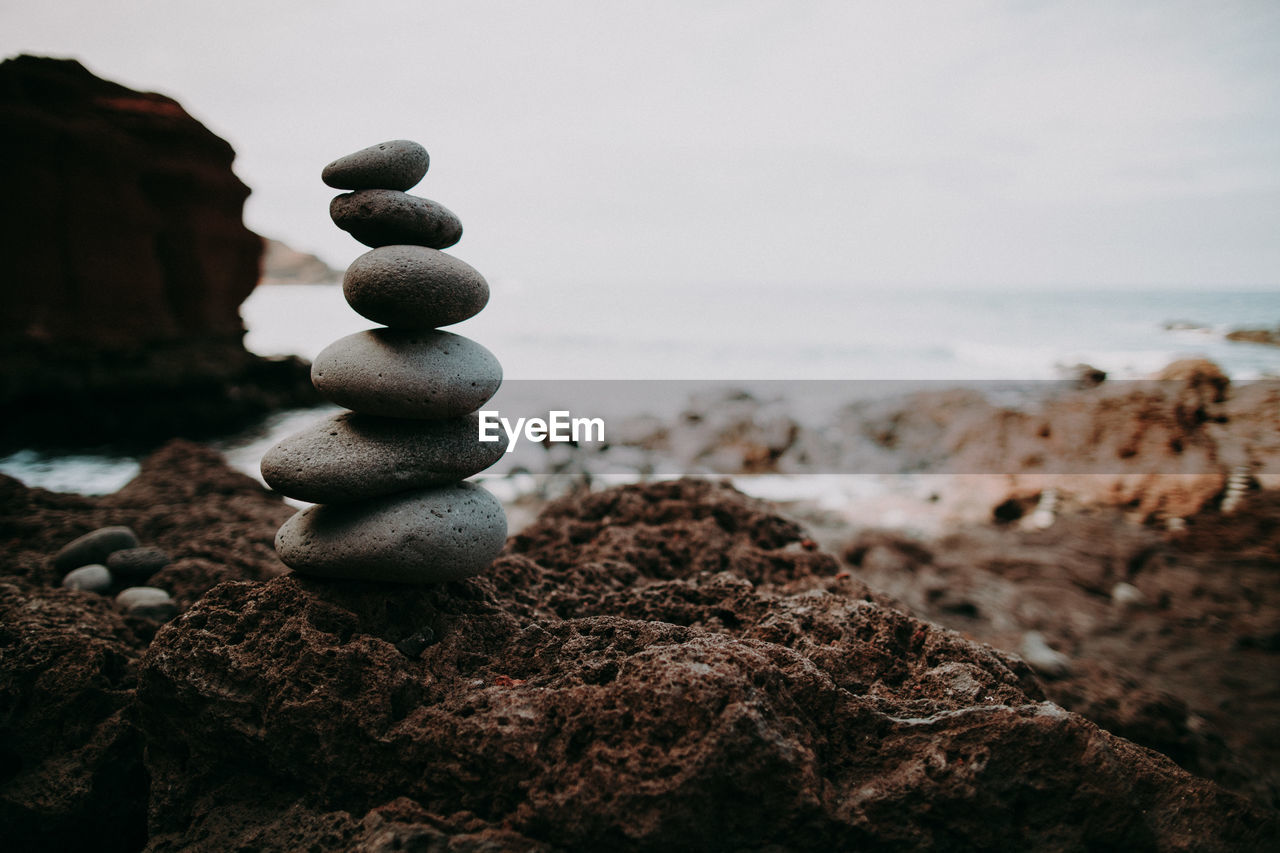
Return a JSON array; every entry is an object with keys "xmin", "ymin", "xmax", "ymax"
[{"xmin": 3, "ymin": 0, "xmax": 1278, "ymax": 290}]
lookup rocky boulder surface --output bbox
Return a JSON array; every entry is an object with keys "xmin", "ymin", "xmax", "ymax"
[
  {"xmin": 0, "ymin": 442, "xmax": 290, "ymax": 850},
  {"xmin": 838, "ymin": 498, "xmax": 1280, "ymax": 809},
  {"xmin": 0, "ymin": 55, "xmax": 315, "ymax": 448},
  {"xmin": 1, "ymin": 442, "xmax": 1274, "ymax": 850},
  {"xmin": 603, "ymin": 367, "xmax": 1280, "ymax": 521},
  {"xmin": 1226, "ymin": 327, "xmax": 1280, "ymax": 347},
  {"xmin": 260, "ymin": 238, "xmax": 340, "ymax": 285}
]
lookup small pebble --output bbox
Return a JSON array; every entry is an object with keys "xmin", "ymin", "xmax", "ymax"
[
  {"xmin": 106, "ymin": 546, "xmax": 170, "ymax": 578},
  {"xmin": 62, "ymin": 564, "xmax": 112, "ymax": 593},
  {"xmin": 54, "ymin": 526, "xmax": 139, "ymax": 572},
  {"xmin": 330, "ymin": 189, "xmax": 462, "ymax": 249},
  {"xmin": 1110, "ymin": 582, "xmax": 1145, "ymax": 609},
  {"xmin": 1021, "ymin": 489, "xmax": 1059, "ymax": 531},
  {"xmin": 322, "ymin": 139, "xmax": 429, "ymax": 191},
  {"xmin": 116, "ymin": 586, "xmax": 178, "ymax": 621},
  {"xmin": 1020, "ymin": 631, "xmax": 1071, "ymax": 677}
]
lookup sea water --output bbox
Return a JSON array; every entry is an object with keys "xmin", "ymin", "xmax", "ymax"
[
  {"xmin": 244, "ymin": 282, "xmax": 1280, "ymax": 381},
  {"xmin": 5, "ymin": 283, "xmax": 1278, "ymax": 495}
]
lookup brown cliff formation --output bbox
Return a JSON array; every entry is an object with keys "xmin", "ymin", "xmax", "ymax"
[{"xmin": 0, "ymin": 55, "xmax": 314, "ymax": 448}]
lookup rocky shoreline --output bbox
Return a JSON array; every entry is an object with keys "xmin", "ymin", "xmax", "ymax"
[
  {"xmin": 4, "ymin": 48, "xmax": 1276, "ymax": 852},
  {"xmin": 2, "ymin": 440, "xmax": 1276, "ymax": 850},
  {"xmin": 491, "ymin": 359, "xmax": 1279, "ymax": 529},
  {"xmin": 0, "ymin": 339, "xmax": 317, "ymax": 450}
]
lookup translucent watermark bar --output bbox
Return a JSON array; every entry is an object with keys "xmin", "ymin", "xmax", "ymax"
[{"xmin": 474, "ymin": 378, "xmax": 1277, "ymax": 476}]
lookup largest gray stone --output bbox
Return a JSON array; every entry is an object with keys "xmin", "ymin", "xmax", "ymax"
[
  {"xmin": 274, "ymin": 482, "xmax": 507, "ymax": 583},
  {"xmin": 330, "ymin": 190, "xmax": 462, "ymax": 249},
  {"xmin": 322, "ymin": 140, "xmax": 429, "ymax": 191},
  {"xmin": 311, "ymin": 329, "xmax": 501, "ymax": 419},
  {"xmin": 260, "ymin": 410, "xmax": 508, "ymax": 503},
  {"xmin": 343, "ymin": 246, "xmax": 489, "ymax": 329}
]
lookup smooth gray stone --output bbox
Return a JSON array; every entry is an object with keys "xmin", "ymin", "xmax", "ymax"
[
  {"xmin": 275, "ymin": 482, "xmax": 507, "ymax": 584},
  {"xmin": 116, "ymin": 586, "xmax": 178, "ymax": 621},
  {"xmin": 330, "ymin": 190, "xmax": 462, "ymax": 249},
  {"xmin": 106, "ymin": 546, "xmax": 170, "ymax": 578},
  {"xmin": 54, "ymin": 526, "xmax": 139, "ymax": 572},
  {"xmin": 312, "ymin": 328, "xmax": 501, "ymax": 419},
  {"xmin": 344, "ymin": 246, "xmax": 489, "ymax": 329},
  {"xmin": 260, "ymin": 410, "xmax": 508, "ymax": 503},
  {"xmin": 322, "ymin": 140, "xmax": 429, "ymax": 191},
  {"xmin": 62, "ymin": 564, "xmax": 112, "ymax": 593}
]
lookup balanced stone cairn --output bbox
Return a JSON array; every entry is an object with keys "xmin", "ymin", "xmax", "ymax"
[{"xmin": 263, "ymin": 140, "xmax": 508, "ymax": 584}]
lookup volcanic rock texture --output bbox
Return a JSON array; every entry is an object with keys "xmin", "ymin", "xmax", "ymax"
[{"xmin": 1, "ymin": 442, "xmax": 1275, "ymax": 850}]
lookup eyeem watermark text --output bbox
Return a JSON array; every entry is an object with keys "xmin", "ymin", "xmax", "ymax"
[{"xmin": 478, "ymin": 410, "xmax": 605, "ymax": 453}]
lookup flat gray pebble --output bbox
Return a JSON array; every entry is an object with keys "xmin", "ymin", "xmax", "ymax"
[
  {"xmin": 261, "ymin": 410, "xmax": 508, "ymax": 503},
  {"xmin": 116, "ymin": 586, "xmax": 178, "ymax": 621},
  {"xmin": 275, "ymin": 482, "xmax": 507, "ymax": 584},
  {"xmin": 54, "ymin": 526, "xmax": 139, "ymax": 572},
  {"xmin": 62, "ymin": 564, "xmax": 112, "ymax": 593},
  {"xmin": 330, "ymin": 190, "xmax": 462, "ymax": 249},
  {"xmin": 322, "ymin": 139, "xmax": 429, "ymax": 191},
  {"xmin": 344, "ymin": 246, "xmax": 489, "ymax": 329},
  {"xmin": 312, "ymin": 328, "xmax": 501, "ymax": 419},
  {"xmin": 106, "ymin": 546, "xmax": 170, "ymax": 578}
]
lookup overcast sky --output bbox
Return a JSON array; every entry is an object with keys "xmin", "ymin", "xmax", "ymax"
[{"xmin": 3, "ymin": 0, "xmax": 1278, "ymax": 291}]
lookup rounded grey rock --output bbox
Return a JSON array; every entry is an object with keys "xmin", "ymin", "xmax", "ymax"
[
  {"xmin": 106, "ymin": 546, "xmax": 170, "ymax": 578},
  {"xmin": 62, "ymin": 564, "xmax": 112, "ymax": 593},
  {"xmin": 275, "ymin": 482, "xmax": 507, "ymax": 584},
  {"xmin": 330, "ymin": 190, "xmax": 462, "ymax": 249},
  {"xmin": 261, "ymin": 410, "xmax": 508, "ymax": 504},
  {"xmin": 115, "ymin": 586, "xmax": 178, "ymax": 621},
  {"xmin": 343, "ymin": 246, "xmax": 489, "ymax": 329},
  {"xmin": 54, "ymin": 526, "xmax": 139, "ymax": 572},
  {"xmin": 312, "ymin": 328, "xmax": 501, "ymax": 419},
  {"xmin": 322, "ymin": 140, "xmax": 429, "ymax": 191}
]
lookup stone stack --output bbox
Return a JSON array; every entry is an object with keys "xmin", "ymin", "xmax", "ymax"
[{"xmin": 263, "ymin": 140, "xmax": 508, "ymax": 584}]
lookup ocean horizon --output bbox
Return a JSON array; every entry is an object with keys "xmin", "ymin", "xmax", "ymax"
[{"xmin": 245, "ymin": 281, "xmax": 1280, "ymax": 380}]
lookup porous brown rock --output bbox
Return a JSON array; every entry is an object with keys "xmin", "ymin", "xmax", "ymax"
[
  {"xmin": 136, "ymin": 479, "xmax": 1273, "ymax": 850},
  {"xmin": 0, "ymin": 440, "xmax": 289, "ymax": 851},
  {"xmin": 839, "ymin": 500, "xmax": 1280, "ymax": 807},
  {"xmin": 3, "ymin": 449, "xmax": 1276, "ymax": 850},
  {"xmin": 0, "ymin": 581, "xmax": 148, "ymax": 852}
]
